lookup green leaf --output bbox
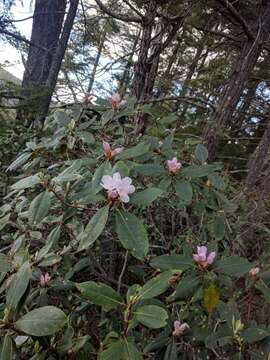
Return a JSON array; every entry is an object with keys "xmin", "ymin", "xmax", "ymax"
[
  {"xmin": 6, "ymin": 261, "xmax": 31, "ymax": 311},
  {"xmin": 12, "ymin": 175, "xmax": 41, "ymax": 190},
  {"xmin": 130, "ymin": 188, "xmax": 163, "ymax": 206},
  {"xmin": 78, "ymin": 131, "xmax": 95, "ymax": 144},
  {"xmin": 174, "ymin": 274, "xmax": 200, "ymax": 300},
  {"xmin": 92, "ymin": 161, "xmax": 112, "ymax": 194},
  {"xmin": 53, "ymin": 160, "xmax": 82, "ymax": 183},
  {"xmin": 174, "ymin": 181, "xmax": 193, "ymax": 205},
  {"xmin": 211, "ymin": 216, "xmax": 225, "ymax": 240},
  {"xmin": 214, "ymin": 256, "xmax": 254, "ymax": 277},
  {"xmin": 29, "ymin": 191, "xmax": 51, "ymax": 225},
  {"xmin": 182, "ymin": 164, "xmax": 222, "ymax": 178},
  {"xmin": 205, "ymin": 330, "xmax": 232, "ymax": 349},
  {"xmin": 37, "ymin": 225, "xmax": 61, "ymax": 261},
  {"xmin": 7, "ymin": 152, "xmax": 32, "ymax": 172},
  {"xmin": 39, "ymin": 254, "xmax": 61, "ymax": 267},
  {"xmin": 164, "ymin": 343, "xmax": 178, "ymax": 360},
  {"xmin": 0, "ymin": 334, "xmax": 13, "ymax": 360},
  {"xmin": 195, "ymin": 144, "xmax": 208, "ymax": 163},
  {"xmin": 100, "ymin": 341, "xmax": 123, "ymax": 360},
  {"xmin": 0, "ymin": 254, "xmax": 12, "ymax": 273},
  {"xmin": 241, "ymin": 328, "xmax": 270, "ymax": 344},
  {"xmin": 255, "ymin": 280, "xmax": 270, "ymax": 302},
  {"xmin": 101, "ymin": 109, "xmax": 115, "ymax": 127},
  {"xmin": 0, "ymin": 213, "xmax": 10, "ymax": 231},
  {"xmin": 15, "ymin": 306, "xmax": 67, "ymax": 336},
  {"xmin": 123, "ymin": 340, "xmax": 143, "ymax": 360},
  {"xmin": 115, "ymin": 210, "xmax": 149, "ymax": 260},
  {"xmin": 76, "ymin": 281, "xmax": 124, "ymax": 311},
  {"xmin": 133, "ymin": 164, "xmax": 165, "ymax": 176},
  {"xmin": 140, "ymin": 270, "xmax": 174, "ymax": 300},
  {"xmin": 117, "ymin": 142, "xmax": 150, "ymax": 160},
  {"xmin": 150, "ymin": 255, "xmax": 193, "ymax": 271},
  {"xmin": 135, "ymin": 305, "xmax": 168, "ymax": 329},
  {"xmin": 78, "ymin": 205, "xmax": 109, "ymax": 251},
  {"xmin": 208, "ymin": 173, "xmax": 225, "ymax": 190},
  {"xmin": 203, "ymin": 284, "xmax": 220, "ymax": 313}
]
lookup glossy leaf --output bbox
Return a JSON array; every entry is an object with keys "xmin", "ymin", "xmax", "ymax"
[
  {"xmin": 214, "ymin": 256, "xmax": 254, "ymax": 277},
  {"xmin": 115, "ymin": 210, "xmax": 149, "ymax": 259},
  {"xmin": 78, "ymin": 205, "xmax": 109, "ymax": 251},
  {"xmin": 29, "ymin": 191, "xmax": 51, "ymax": 225},
  {"xmin": 76, "ymin": 281, "xmax": 124, "ymax": 310},
  {"xmin": 140, "ymin": 270, "xmax": 174, "ymax": 300},
  {"xmin": 150, "ymin": 254, "xmax": 193, "ymax": 271},
  {"xmin": 174, "ymin": 274, "xmax": 200, "ymax": 300},
  {"xmin": 0, "ymin": 334, "xmax": 13, "ymax": 360},
  {"xmin": 135, "ymin": 305, "xmax": 168, "ymax": 329},
  {"xmin": 195, "ymin": 144, "xmax": 208, "ymax": 163},
  {"xmin": 117, "ymin": 142, "xmax": 150, "ymax": 160},
  {"xmin": 130, "ymin": 188, "xmax": 163, "ymax": 206},
  {"xmin": 15, "ymin": 306, "xmax": 67, "ymax": 336},
  {"xmin": 12, "ymin": 175, "xmax": 41, "ymax": 190},
  {"xmin": 174, "ymin": 181, "xmax": 193, "ymax": 205},
  {"xmin": 0, "ymin": 254, "xmax": 12, "ymax": 273}
]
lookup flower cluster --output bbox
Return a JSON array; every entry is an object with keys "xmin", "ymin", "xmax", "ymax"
[
  {"xmin": 249, "ymin": 267, "xmax": 260, "ymax": 277},
  {"xmin": 103, "ymin": 141, "xmax": 124, "ymax": 160},
  {"xmin": 101, "ymin": 172, "xmax": 135, "ymax": 203},
  {"xmin": 166, "ymin": 157, "xmax": 182, "ymax": 175},
  {"xmin": 172, "ymin": 320, "xmax": 190, "ymax": 337},
  {"xmin": 108, "ymin": 93, "xmax": 127, "ymax": 110},
  {"xmin": 193, "ymin": 246, "xmax": 216, "ymax": 269}
]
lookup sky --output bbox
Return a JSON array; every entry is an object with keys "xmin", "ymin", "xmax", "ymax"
[{"xmin": 1, "ymin": 0, "xmax": 33, "ymax": 79}]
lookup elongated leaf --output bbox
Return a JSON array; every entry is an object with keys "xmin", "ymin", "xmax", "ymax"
[
  {"xmin": 1, "ymin": 334, "xmax": 13, "ymax": 360},
  {"xmin": 164, "ymin": 343, "xmax": 178, "ymax": 360},
  {"xmin": 208, "ymin": 173, "xmax": 225, "ymax": 190},
  {"xmin": 195, "ymin": 144, "xmax": 208, "ymax": 163},
  {"xmin": 130, "ymin": 188, "xmax": 163, "ymax": 206},
  {"xmin": 15, "ymin": 306, "xmax": 67, "ymax": 336},
  {"xmin": 29, "ymin": 191, "xmax": 51, "ymax": 225},
  {"xmin": 174, "ymin": 274, "xmax": 200, "ymax": 300},
  {"xmin": 39, "ymin": 254, "xmax": 61, "ymax": 267},
  {"xmin": 76, "ymin": 281, "xmax": 124, "ymax": 310},
  {"xmin": 214, "ymin": 256, "xmax": 254, "ymax": 277},
  {"xmin": 140, "ymin": 270, "xmax": 174, "ymax": 300},
  {"xmin": 7, "ymin": 152, "xmax": 32, "ymax": 172},
  {"xmin": 150, "ymin": 255, "xmax": 193, "ymax": 271},
  {"xmin": 133, "ymin": 164, "xmax": 165, "ymax": 176},
  {"xmin": 92, "ymin": 162, "xmax": 112, "ymax": 194},
  {"xmin": 174, "ymin": 181, "xmax": 193, "ymax": 205},
  {"xmin": 100, "ymin": 341, "xmax": 124, "ymax": 360},
  {"xmin": 135, "ymin": 305, "xmax": 168, "ymax": 329},
  {"xmin": 211, "ymin": 216, "xmax": 225, "ymax": 240},
  {"xmin": 6, "ymin": 261, "xmax": 31, "ymax": 310},
  {"xmin": 117, "ymin": 142, "xmax": 150, "ymax": 160},
  {"xmin": 241, "ymin": 328, "xmax": 270, "ymax": 343},
  {"xmin": 37, "ymin": 225, "xmax": 61, "ymax": 261},
  {"xmin": 0, "ymin": 254, "xmax": 12, "ymax": 273},
  {"xmin": 182, "ymin": 164, "xmax": 222, "ymax": 178},
  {"xmin": 78, "ymin": 205, "xmax": 109, "ymax": 251},
  {"xmin": 12, "ymin": 175, "xmax": 41, "ymax": 190},
  {"xmin": 115, "ymin": 211, "xmax": 149, "ymax": 259},
  {"xmin": 0, "ymin": 213, "xmax": 10, "ymax": 231},
  {"xmin": 123, "ymin": 340, "xmax": 143, "ymax": 360}
]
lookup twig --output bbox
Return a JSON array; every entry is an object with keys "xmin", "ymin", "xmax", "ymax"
[{"xmin": 117, "ymin": 250, "xmax": 128, "ymax": 292}]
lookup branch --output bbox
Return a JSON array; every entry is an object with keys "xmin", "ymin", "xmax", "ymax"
[
  {"xmin": 138, "ymin": 95, "xmax": 215, "ymax": 110},
  {"xmin": 216, "ymin": 0, "xmax": 254, "ymax": 41},
  {"xmin": 0, "ymin": 28, "xmax": 47, "ymax": 51},
  {"xmin": 195, "ymin": 26, "xmax": 240, "ymax": 43},
  {"xmin": 121, "ymin": 0, "xmax": 144, "ymax": 18},
  {"xmin": 94, "ymin": 0, "xmax": 142, "ymax": 23}
]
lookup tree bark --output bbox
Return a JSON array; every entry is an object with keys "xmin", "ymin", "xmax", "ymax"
[
  {"xmin": 37, "ymin": 0, "xmax": 79, "ymax": 124},
  {"xmin": 19, "ymin": 0, "xmax": 67, "ymax": 121},
  {"xmin": 202, "ymin": 2, "xmax": 270, "ymax": 160}
]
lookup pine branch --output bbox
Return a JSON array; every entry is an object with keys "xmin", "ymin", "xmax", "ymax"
[{"xmin": 94, "ymin": 0, "xmax": 142, "ymax": 23}]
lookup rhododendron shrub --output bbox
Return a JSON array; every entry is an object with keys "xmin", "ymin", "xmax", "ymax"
[{"xmin": 0, "ymin": 97, "xmax": 269, "ymax": 359}]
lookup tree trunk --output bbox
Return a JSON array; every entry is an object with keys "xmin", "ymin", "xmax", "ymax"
[
  {"xmin": 245, "ymin": 119, "xmax": 270, "ymax": 192},
  {"xmin": 37, "ymin": 0, "xmax": 79, "ymax": 124},
  {"xmin": 19, "ymin": 0, "xmax": 67, "ymax": 121},
  {"xmin": 202, "ymin": 3, "xmax": 270, "ymax": 160},
  {"xmin": 131, "ymin": 0, "xmax": 157, "ymax": 100}
]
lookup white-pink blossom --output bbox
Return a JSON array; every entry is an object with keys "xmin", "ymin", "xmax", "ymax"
[
  {"xmin": 40, "ymin": 273, "xmax": 50, "ymax": 287},
  {"xmin": 172, "ymin": 320, "xmax": 190, "ymax": 336},
  {"xmin": 249, "ymin": 267, "xmax": 260, "ymax": 277},
  {"xmin": 102, "ymin": 141, "xmax": 124, "ymax": 160},
  {"xmin": 166, "ymin": 157, "xmax": 182, "ymax": 174},
  {"xmin": 108, "ymin": 93, "xmax": 126, "ymax": 110},
  {"xmin": 193, "ymin": 246, "xmax": 216, "ymax": 269},
  {"xmin": 101, "ymin": 172, "xmax": 135, "ymax": 203}
]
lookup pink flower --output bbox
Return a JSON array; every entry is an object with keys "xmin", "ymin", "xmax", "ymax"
[
  {"xmin": 108, "ymin": 93, "xmax": 126, "ymax": 110},
  {"xmin": 40, "ymin": 273, "xmax": 50, "ymax": 287},
  {"xmin": 166, "ymin": 157, "xmax": 182, "ymax": 175},
  {"xmin": 172, "ymin": 320, "xmax": 190, "ymax": 336},
  {"xmin": 193, "ymin": 246, "xmax": 216, "ymax": 269},
  {"xmin": 83, "ymin": 93, "xmax": 93, "ymax": 104},
  {"xmin": 249, "ymin": 267, "xmax": 260, "ymax": 277},
  {"xmin": 101, "ymin": 172, "xmax": 135, "ymax": 203},
  {"xmin": 102, "ymin": 141, "xmax": 124, "ymax": 160}
]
